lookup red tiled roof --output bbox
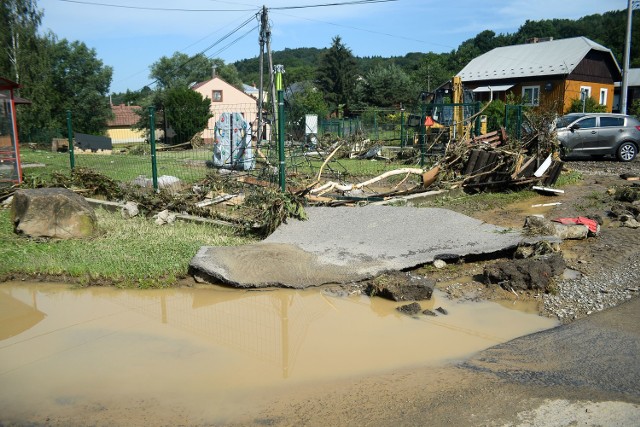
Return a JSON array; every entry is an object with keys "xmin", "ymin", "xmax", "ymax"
[{"xmin": 107, "ymin": 104, "xmax": 140, "ymax": 127}]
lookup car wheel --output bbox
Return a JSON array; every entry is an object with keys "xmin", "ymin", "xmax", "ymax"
[{"xmin": 617, "ymin": 142, "xmax": 637, "ymax": 162}]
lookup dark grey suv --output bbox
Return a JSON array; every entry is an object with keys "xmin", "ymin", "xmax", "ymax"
[{"xmin": 555, "ymin": 113, "xmax": 640, "ymax": 162}]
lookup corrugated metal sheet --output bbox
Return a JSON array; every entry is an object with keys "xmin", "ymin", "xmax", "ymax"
[
  {"xmin": 458, "ymin": 37, "xmax": 619, "ymax": 83},
  {"xmin": 615, "ymin": 68, "xmax": 640, "ymax": 87}
]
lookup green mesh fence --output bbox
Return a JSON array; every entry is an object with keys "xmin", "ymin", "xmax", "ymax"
[{"xmin": 19, "ymin": 102, "xmax": 490, "ymax": 193}]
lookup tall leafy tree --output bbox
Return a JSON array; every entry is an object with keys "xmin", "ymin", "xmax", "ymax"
[
  {"xmin": 412, "ymin": 52, "xmax": 453, "ymax": 93},
  {"xmin": 162, "ymin": 86, "xmax": 212, "ymax": 145},
  {"xmin": 285, "ymin": 81, "xmax": 329, "ymax": 139},
  {"xmin": 17, "ymin": 34, "xmax": 113, "ymax": 139},
  {"xmin": 49, "ymin": 38, "xmax": 113, "ymax": 135},
  {"xmin": 150, "ymin": 52, "xmax": 243, "ymax": 89},
  {"xmin": 356, "ymin": 64, "xmax": 417, "ymax": 109},
  {"xmin": 316, "ymin": 36, "xmax": 357, "ymax": 116},
  {"xmin": 0, "ymin": 0, "xmax": 43, "ymax": 83}
]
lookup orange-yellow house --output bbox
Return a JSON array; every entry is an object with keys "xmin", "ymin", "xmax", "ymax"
[
  {"xmin": 191, "ymin": 76, "xmax": 259, "ymax": 143},
  {"xmin": 106, "ymin": 104, "xmax": 145, "ymax": 144},
  {"xmin": 457, "ymin": 37, "xmax": 622, "ymax": 114}
]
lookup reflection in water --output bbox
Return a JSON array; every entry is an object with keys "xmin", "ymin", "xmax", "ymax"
[
  {"xmin": 0, "ymin": 288, "xmax": 45, "ymax": 340},
  {"xmin": 0, "ymin": 282, "xmax": 558, "ymax": 422}
]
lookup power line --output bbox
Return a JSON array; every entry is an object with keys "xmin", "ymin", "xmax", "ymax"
[
  {"xmin": 270, "ymin": 9, "xmax": 456, "ymax": 51},
  {"xmin": 56, "ymin": 0, "xmax": 397, "ymax": 12},
  {"xmin": 145, "ymin": 13, "xmax": 259, "ymax": 89},
  {"xmin": 198, "ymin": 13, "xmax": 259, "ymax": 56},
  {"xmin": 206, "ymin": 25, "xmax": 260, "ymax": 60},
  {"xmin": 272, "ymin": 0, "xmax": 398, "ymax": 10},
  {"xmin": 55, "ymin": 0, "xmax": 256, "ymax": 12}
]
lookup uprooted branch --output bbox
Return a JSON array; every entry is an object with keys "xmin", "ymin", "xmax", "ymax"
[{"xmin": 309, "ymin": 167, "xmax": 436, "ymax": 196}]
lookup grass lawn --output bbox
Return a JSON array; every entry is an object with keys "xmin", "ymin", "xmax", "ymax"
[
  {"xmin": 0, "ymin": 206, "xmax": 256, "ymax": 288},
  {"xmin": 20, "ymin": 148, "xmax": 216, "ymax": 184}
]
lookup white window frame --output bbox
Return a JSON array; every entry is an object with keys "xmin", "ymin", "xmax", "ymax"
[
  {"xmin": 599, "ymin": 88, "xmax": 608, "ymax": 106},
  {"xmin": 522, "ymin": 85, "xmax": 540, "ymax": 106},
  {"xmin": 580, "ymin": 86, "xmax": 592, "ymax": 100}
]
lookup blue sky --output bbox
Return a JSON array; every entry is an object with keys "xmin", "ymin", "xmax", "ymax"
[{"xmin": 37, "ymin": 0, "xmax": 629, "ymax": 93}]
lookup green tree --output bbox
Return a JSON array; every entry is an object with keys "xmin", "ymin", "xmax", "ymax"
[
  {"xmin": 0, "ymin": 0, "xmax": 43, "ymax": 83},
  {"xmin": 162, "ymin": 86, "xmax": 212, "ymax": 145},
  {"xmin": 48, "ymin": 37, "xmax": 113, "ymax": 135},
  {"xmin": 566, "ymin": 96, "xmax": 608, "ymax": 114},
  {"xmin": 482, "ymin": 100, "xmax": 506, "ymax": 132},
  {"xmin": 412, "ymin": 53, "xmax": 453, "ymax": 93},
  {"xmin": 316, "ymin": 36, "xmax": 357, "ymax": 116},
  {"xmin": 150, "ymin": 52, "xmax": 243, "ymax": 89},
  {"xmin": 109, "ymin": 87, "xmax": 153, "ymax": 106},
  {"xmin": 17, "ymin": 34, "xmax": 113, "ymax": 139},
  {"xmin": 286, "ymin": 82, "xmax": 329, "ymax": 139},
  {"xmin": 356, "ymin": 64, "xmax": 417, "ymax": 109},
  {"xmin": 630, "ymin": 98, "xmax": 640, "ymax": 118}
]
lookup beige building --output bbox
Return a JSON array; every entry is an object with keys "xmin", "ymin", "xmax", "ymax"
[
  {"xmin": 106, "ymin": 104, "xmax": 145, "ymax": 144},
  {"xmin": 191, "ymin": 76, "xmax": 259, "ymax": 143}
]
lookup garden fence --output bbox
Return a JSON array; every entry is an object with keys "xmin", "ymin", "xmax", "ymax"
[{"xmin": 21, "ymin": 101, "xmax": 527, "ymax": 193}]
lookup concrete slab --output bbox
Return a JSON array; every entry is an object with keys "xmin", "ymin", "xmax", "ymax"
[{"xmin": 189, "ymin": 206, "xmax": 523, "ymax": 288}]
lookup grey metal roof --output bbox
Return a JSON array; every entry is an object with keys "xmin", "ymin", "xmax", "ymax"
[
  {"xmin": 615, "ymin": 68, "xmax": 640, "ymax": 87},
  {"xmin": 458, "ymin": 37, "xmax": 620, "ymax": 83}
]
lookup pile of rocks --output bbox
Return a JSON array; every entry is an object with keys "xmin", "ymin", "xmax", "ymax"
[{"xmin": 543, "ymin": 254, "xmax": 640, "ymax": 323}]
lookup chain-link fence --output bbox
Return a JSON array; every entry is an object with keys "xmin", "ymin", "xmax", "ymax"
[{"xmin": 17, "ymin": 100, "xmax": 496, "ymax": 194}]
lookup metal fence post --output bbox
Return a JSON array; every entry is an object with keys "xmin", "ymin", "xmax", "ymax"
[
  {"xmin": 420, "ymin": 102, "xmax": 426, "ymax": 168},
  {"xmin": 374, "ymin": 110, "xmax": 378, "ymax": 140},
  {"xmin": 66, "ymin": 110, "xmax": 75, "ymax": 170},
  {"xmin": 400, "ymin": 107, "xmax": 405, "ymax": 148},
  {"xmin": 276, "ymin": 65, "xmax": 286, "ymax": 192},
  {"xmin": 149, "ymin": 106, "xmax": 158, "ymax": 191}
]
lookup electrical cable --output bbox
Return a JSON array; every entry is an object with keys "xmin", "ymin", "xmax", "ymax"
[
  {"xmin": 206, "ymin": 25, "xmax": 260, "ymax": 60},
  {"xmin": 145, "ymin": 13, "xmax": 258, "ymax": 89},
  {"xmin": 271, "ymin": 0, "xmax": 398, "ymax": 10},
  {"xmin": 55, "ymin": 0, "xmax": 256, "ymax": 12}
]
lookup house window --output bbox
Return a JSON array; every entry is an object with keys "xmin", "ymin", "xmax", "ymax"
[
  {"xmin": 212, "ymin": 90, "xmax": 223, "ymax": 102},
  {"xmin": 522, "ymin": 85, "xmax": 540, "ymax": 106},
  {"xmin": 599, "ymin": 88, "xmax": 608, "ymax": 106},
  {"xmin": 580, "ymin": 86, "xmax": 592, "ymax": 100}
]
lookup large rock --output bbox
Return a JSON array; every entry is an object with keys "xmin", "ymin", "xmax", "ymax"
[
  {"xmin": 364, "ymin": 272, "xmax": 434, "ymax": 301},
  {"xmin": 11, "ymin": 188, "xmax": 97, "ymax": 239},
  {"xmin": 523, "ymin": 215, "xmax": 592, "ymax": 240},
  {"xmin": 483, "ymin": 253, "xmax": 566, "ymax": 292}
]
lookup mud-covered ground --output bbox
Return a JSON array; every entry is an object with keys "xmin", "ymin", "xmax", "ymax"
[
  {"xmin": 5, "ymin": 159, "xmax": 640, "ymax": 427},
  {"xmin": 227, "ymin": 158, "xmax": 640, "ymax": 427},
  {"xmin": 422, "ymin": 158, "xmax": 640, "ymax": 320}
]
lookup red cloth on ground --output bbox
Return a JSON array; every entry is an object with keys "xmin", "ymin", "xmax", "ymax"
[{"xmin": 553, "ymin": 216, "xmax": 599, "ymax": 233}]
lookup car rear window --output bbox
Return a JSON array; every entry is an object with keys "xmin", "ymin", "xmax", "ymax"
[{"xmin": 600, "ymin": 117, "xmax": 625, "ymax": 127}]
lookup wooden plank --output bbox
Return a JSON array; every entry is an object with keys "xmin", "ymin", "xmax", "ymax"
[
  {"xmin": 471, "ymin": 150, "xmax": 490, "ymax": 183},
  {"xmin": 463, "ymin": 149, "xmax": 481, "ymax": 175}
]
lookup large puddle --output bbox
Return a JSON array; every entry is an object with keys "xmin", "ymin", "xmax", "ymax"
[{"xmin": 0, "ymin": 281, "xmax": 558, "ymax": 423}]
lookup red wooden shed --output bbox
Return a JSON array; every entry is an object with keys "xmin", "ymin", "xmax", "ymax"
[{"xmin": 0, "ymin": 77, "xmax": 23, "ymax": 186}]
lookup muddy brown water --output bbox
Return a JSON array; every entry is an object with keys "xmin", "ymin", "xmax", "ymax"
[{"xmin": 0, "ymin": 281, "xmax": 557, "ymax": 424}]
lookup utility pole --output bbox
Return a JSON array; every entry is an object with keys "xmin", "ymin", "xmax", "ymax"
[
  {"xmin": 275, "ymin": 65, "xmax": 286, "ymax": 191},
  {"xmin": 257, "ymin": 6, "xmax": 267, "ymax": 144},
  {"xmin": 257, "ymin": 6, "xmax": 278, "ymax": 145},
  {"xmin": 621, "ymin": 0, "xmax": 637, "ymax": 114}
]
